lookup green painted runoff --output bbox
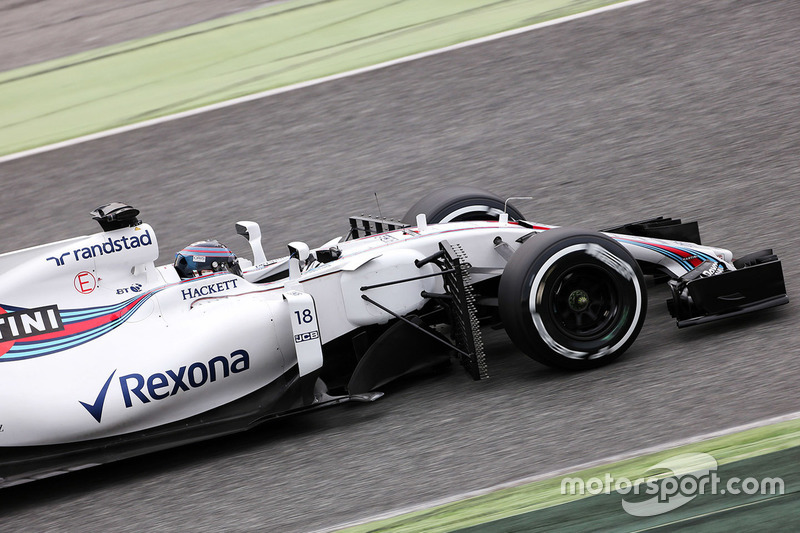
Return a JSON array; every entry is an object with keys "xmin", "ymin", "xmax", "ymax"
[
  {"xmin": 336, "ymin": 417, "xmax": 800, "ymax": 532},
  {"xmin": 0, "ymin": 0, "xmax": 623, "ymax": 156}
]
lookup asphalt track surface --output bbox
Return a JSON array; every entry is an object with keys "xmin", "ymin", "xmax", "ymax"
[{"xmin": 1, "ymin": 0, "xmax": 799, "ymax": 531}]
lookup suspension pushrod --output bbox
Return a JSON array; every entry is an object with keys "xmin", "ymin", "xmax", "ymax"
[
  {"xmin": 360, "ymin": 294, "xmax": 470, "ymax": 357},
  {"xmin": 360, "ymin": 269, "xmax": 455, "ymax": 291}
]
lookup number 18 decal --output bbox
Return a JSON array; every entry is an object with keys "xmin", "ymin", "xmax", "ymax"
[
  {"xmin": 294, "ymin": 309, "xmax": 314, "ymax": 324},
  {"xmin": 283, "ymin": 290, "xmax": 323, "ymax": 376}
]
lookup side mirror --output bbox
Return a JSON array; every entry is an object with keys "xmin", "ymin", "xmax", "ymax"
[
  {"xmin": 287, "ymin": 241, "xmax": 310, "ymax": 278},
  {"xmin": 235, "ymin": 221, "xmax": 268, "ymax": 266},
  {"xmin": 287, "ymin": 241, "xmax": 310, "ymax": 262}
]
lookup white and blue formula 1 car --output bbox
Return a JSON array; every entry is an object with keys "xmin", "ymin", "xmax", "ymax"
[{"xmin": 0, "ymin": 187, "xmax": 788, "ymax": 487}]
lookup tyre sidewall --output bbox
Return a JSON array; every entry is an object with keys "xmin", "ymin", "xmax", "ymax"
[
  {"xmin": 402, "ymin": 186, "xmax": 525, "ymax": 224},
  {"xmin": 500, "ymin": 229, "xmax": 646, "ymax": 369}
]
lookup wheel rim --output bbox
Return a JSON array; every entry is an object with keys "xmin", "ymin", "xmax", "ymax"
[{"xmin": 550, "ymin": 264, "xmax": 620, "ymax": 341}]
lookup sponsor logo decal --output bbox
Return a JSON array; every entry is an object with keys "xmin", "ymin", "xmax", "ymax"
[
  {"xmin": 181, "ymin": 278, "xmax": 238, "ymax": 300},
  {"xmin": 294, "ymin": 331, "xmax": 319, "ymax": 343},
  {"xmin": 79, "ymin": 370, "xmax": 116, "ymax": 423},
  {"xmin": 46, "ymin": 230, "xmax": 153, "ymax": 267},
  {"xmin": 81, "ymin": 350, "xmax": 251, "ymax": 422},
  {"xmin": 701, "ymin": 262, "xmax": 722, "ymax": 277},
  {"xmin": 0, "ymin": 294, "xmax": 156, "ymax": 362},
  {"xmin": 0, "ymin": 305, "xmax": 64, "ymax": 344},
  {"xmin": 74, "ymin": 271, "xmax": 97, "ymax": 294},
  {"xmin": 118, "ymin": 349, "xmax": 250, "ymax": 409},
  {"xmin": 116, "ymin": 283, "xmax": 142, "ymax": 295}
]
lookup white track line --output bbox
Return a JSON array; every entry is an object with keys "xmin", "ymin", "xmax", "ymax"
[
  {"xmin": 319, "ymin": 410, "xmax": 800, "ymax": 532},
  {"xmin": 0, "ymin": 0, "xmax": 653, "ymax": 165}
]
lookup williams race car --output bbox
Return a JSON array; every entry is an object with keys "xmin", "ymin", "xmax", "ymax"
[{"xmin": 0, "ymin": 187, "xmax": 788, "ymax": 487}]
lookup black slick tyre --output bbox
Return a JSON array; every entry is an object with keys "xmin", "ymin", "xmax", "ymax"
[
  {"xmin": 402, "ymin": 186, "xmax": 525, "ymax": 224},
  {"xmin": 498, "ymin": 227, "xmax": 647, "ymax": 370}
]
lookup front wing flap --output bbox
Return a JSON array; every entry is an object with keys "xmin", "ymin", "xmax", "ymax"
[{"xmin": 666, "ymin": 251, "xmax": 788, "ymax": 328}]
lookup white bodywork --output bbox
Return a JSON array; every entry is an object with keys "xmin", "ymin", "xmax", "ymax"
[{"xmin": 0, "ymin": 218, "xmax": 732, "ymax": 446}]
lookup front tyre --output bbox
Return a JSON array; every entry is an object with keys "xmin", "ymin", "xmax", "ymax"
[{"xmin": 498, "ymin": 227, "xmax": 647, "ymax": 370}]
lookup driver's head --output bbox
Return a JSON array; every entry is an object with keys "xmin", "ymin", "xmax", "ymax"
[{"xmin": 174, "ymin": 240, "xmax": 242, "ymax": 279}]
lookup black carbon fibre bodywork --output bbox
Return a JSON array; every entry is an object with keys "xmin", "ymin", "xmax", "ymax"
[{"xmin": 667, "ymin": 256, "xmax": 788, "ymax": 327}]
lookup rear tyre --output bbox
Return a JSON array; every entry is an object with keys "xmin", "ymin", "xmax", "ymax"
[
  {"xmin": 498, "ymin": 227, "xmax": 647, "ymax": 370},
  {"xmin": 402, "ymin": 186, "xmax": 525, "ymax": 224}
]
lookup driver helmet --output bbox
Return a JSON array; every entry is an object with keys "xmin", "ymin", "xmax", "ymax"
[{"xmin": 174, "ymin": 240, "xmax": 242, "ymax": 279}]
